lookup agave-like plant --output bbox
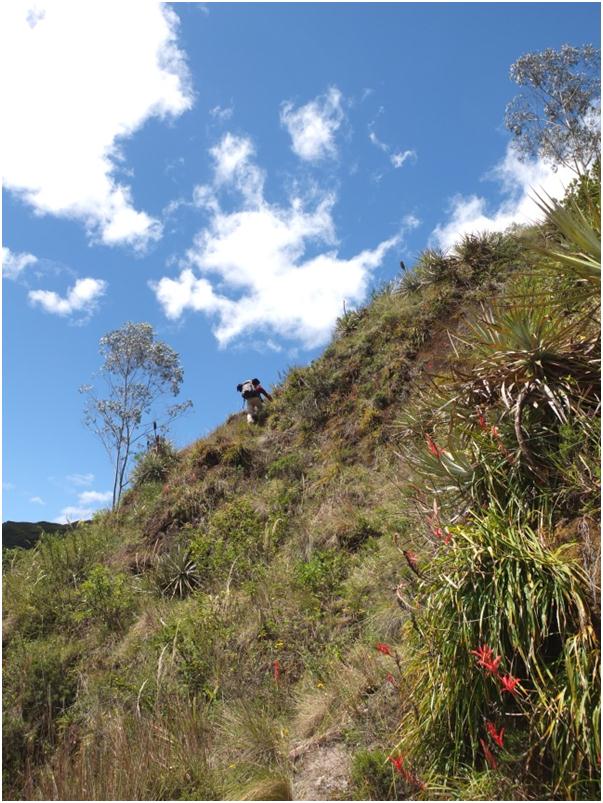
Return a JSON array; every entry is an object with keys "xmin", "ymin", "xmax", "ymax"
[
  {"xmin": 449, "ymin": 301, "xmax": 600, "ymax": 475},
  {"xmin": 154, "ymin": 544, "xmax": 202, "ymax": 598},
  {"xmin": 532, "ymin": 190, "xmax": 601, "ymax": 287}
]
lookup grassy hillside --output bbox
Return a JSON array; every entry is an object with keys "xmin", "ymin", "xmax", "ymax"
[{"xmin": 3, "ymin": 169, "xmax": 600, "ymax": 801}]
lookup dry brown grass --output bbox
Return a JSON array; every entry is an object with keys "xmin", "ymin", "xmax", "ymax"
[{"xmin": 24, "ymin": 700, "xmax": 215, "ymax": 801}]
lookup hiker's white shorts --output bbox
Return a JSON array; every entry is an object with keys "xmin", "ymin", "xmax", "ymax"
[{"xmin": 246, "ymin": 397, "xmax": 262, "ymax": 423}]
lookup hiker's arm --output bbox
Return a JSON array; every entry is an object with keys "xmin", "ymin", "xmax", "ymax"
[{"xmin": 258, "ymin": 385, "xmax": 273, "ymax": 401}]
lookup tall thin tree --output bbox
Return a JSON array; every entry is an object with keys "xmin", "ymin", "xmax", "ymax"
[{"xmin": 80, "ymin": 322, "xmax": 192, "ymax": 508}]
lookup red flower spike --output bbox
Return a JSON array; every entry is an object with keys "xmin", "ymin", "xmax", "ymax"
[
  {"xmin": 386, "ymin": 672, "xmax": 397, "ymax": 687},
  {"xmin": 486, "ymin": 721, "xmax": 505, "ymax": 749},
  {"xmin": 273, "ymin": 659, "xmax": 281, "ymax": 683},
  {"xmin": 470, "ymin": 644, "xmax": 502, "ymax": 675},
  {"xmin": 500, "ymin": 673, "xmax": 520, "ymax": 695},
  {"xmin": 477, "ymin": 412, "xmax": 488, "ymax": 430},
  {"xmin": 376, "ymin": 642, "xmax": 393, "ymax": 656},
  {"xmin": 480, "ymin": 738, "xmax": 498, "ymax": 770},
  {"xmin": 425, "ymin": 433, "xmax": 443, "ymax": 458},
  {"xmin": 387, "ymin": 754, "xmax": 405, "ymax": 774}
]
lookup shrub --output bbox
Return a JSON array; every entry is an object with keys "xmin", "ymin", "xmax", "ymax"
[
  {"xmin": 295, "ymin": 549, "xmax": 348, "ymax": 598},
  {"xmin": 131, "ymin": 439, "xmax": 179, "ymax": 487},
  {"xmin": 75, "ymin": 565, "xmax": 137, "ymax": 631},
  {"xmin": 189, "ymin": 498, "xmax": 268, "ymax": 586},
  {"xmin": 266, "ymin": 453, "xmax": 304, "ymax": 480}
]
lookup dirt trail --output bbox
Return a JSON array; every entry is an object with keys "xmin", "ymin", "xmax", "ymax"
[{"xmin": 290, "ymin": 740, "xmax": 351, "ymax": 800}]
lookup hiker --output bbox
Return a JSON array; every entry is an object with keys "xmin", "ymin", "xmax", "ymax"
[{"xmin": 237, "ymin": 378, "xmax": 273, "ymax": 423}]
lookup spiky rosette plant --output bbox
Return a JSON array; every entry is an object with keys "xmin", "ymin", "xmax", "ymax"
[{"xmin": 154, "ymin": 545, "xmax": 202, "ymax": 599}]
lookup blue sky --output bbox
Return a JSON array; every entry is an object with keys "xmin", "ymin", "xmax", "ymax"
[{"xmin": 2, "ymin": 1, "xmax": 600, "ymax": 523}]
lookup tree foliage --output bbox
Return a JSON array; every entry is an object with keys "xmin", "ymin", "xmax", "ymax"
[
  {"xmin": 505, "ymin": 44, "xmax": 601, "ymax": 174},
  {"xmin": 80, "ymin": 322, "xmax": 192, "ymax": 508}
]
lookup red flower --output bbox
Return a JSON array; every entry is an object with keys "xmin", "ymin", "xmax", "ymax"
[
  {"xmin": 486, "ymin": 721, "xmax": 505, "ymax": 749},
  {"xmin": 500, "ymin": 673, "xmax": 520, "ymax": 695},
  {"xmin": 388, "ymin": 755, "xmax": 424, "ymax": 788},
  {"xmin": 480, "ymin": 738, "xmax": 498, "ymax": 770},
  {"xmin": 491, "ymin": 425, "xmax": 501, "ymax": 439},
  {"xmin": 388, "ymin": 754, "xmax": 405, "ymax": 774},
  {"xmin": 376, "ymin": 642, "xmax": 393, "ymax": 656},
  {"xmin": 432, "ymin": 525, "xmax": 453, "ymax": 545},
  {"xmin": 477, "ymin": 412, "xmax": 488, "ymax": 430},
  {"xmin": 386, "ymin": 672, "xmax": 398, "ymax": 687},
  {"xmin": 273, "ymin": 659, "xmax": 281, "ymax": 683},
  {"xmin": 470, "ymin": 644, "xmax": 502, "ymax": 675},
  {"xmin": 425, "ymin": 433, "xmax": 443, "ymax": 458}
]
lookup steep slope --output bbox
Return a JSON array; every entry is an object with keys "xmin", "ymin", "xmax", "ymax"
[{"xmin": 3, "ymin": 173, "xmax": 600, "ymax": 801}]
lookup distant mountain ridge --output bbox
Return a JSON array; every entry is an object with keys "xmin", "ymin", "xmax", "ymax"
[{"xmin": 2, "ymin": 520, "xmax": 85, "ymax": 550}]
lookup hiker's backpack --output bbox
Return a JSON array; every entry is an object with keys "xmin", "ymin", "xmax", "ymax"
[{"xmin": 237, "ymin": 379, "xmax": 258, "ymax": 400}]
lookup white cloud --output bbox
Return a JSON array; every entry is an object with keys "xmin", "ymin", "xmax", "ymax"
[
  {"xmin": 30, "ymin": 496, "xmax": 45, "ymax": 505},
  {"xmin": 2, "ymin": 1, "xmax": 193, "ymax": 249},
  {"xmin": 2, "ymin": 247, "xmax": 38, "ymax": 280},
  {"xmin": 209, "ymin": 104, "xmax": 233, "ymax": 122},
  {"xmin": 77, "ymin": 490, "xmax": 113, "ymax": 505},
  {"xmin": 67, "ymin": 472, "xmax": 95, "ymax": 487},
  {"xmin": 55, "ymin": 505, "xmax": 94, "ymax": 524},
  {"xmin": 209, "ymin": 133, "xmax": 264, "ymax": 204},
  {"xmin": 402, "ymin": 213, "xmax": 421, "ymax": 230},
  {"xmin": 431, "ymin": 146, "xmax": 575, "ymax": 251},
  {"xmin": 280, "ymin": 87, "xmax": 344, "ymax": 162},
  {"xmin": 152, "ymin": 132, "xmax": 406, "ymax": 348},
  {"xmin": 391, "ymin": 150, "xmax": 417, "ymax": 169},
  {"xmin": 369, "ymin": 130, "xmax": 388, "ymax": 153},
  {"xmin": 55, "ymin": 488, "xmax": 111, "ymax": 523},
  {"xmin": 369, "ymin": 126, "xmax": 417, "ymax": 170},
  {"xmin": 29, "ymin": 277, "xmax": 107, "ymax": 318}
]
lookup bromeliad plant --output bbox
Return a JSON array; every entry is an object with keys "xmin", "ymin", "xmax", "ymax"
[
  {"xmin": 393, "ymin": 174, "xmax": 600, "ymax": 799},
  {"xmin": 394, "ymin": 509, "xmax": 600, "ymax": 798}
]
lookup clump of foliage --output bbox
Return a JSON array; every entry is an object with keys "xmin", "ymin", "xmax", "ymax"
[
  {"xmin": 392, "ymin": 166, "xmax": 601, "ymax": 799},
  {"xmin": 350, "ymin": 749, "xmax": 405, "ymax": 800},
  {"xmin": 131, "ymin": 439, "xmax": 180, "ymax": 487},
  {"xmin": 75, "ymin": 565, "xmax": 137, "ymax": 631}
]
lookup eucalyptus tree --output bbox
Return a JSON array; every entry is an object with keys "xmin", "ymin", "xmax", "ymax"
[
  {"xmin": 505, "ymin": 44, "xmax": 600, "ymax": 175},
  {"xmin": 80, "ymin": 322, "xmax": 192, "ymax": 509}
]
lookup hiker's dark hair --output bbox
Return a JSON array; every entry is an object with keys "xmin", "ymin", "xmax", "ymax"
[{"xmin": 252, "ymin": 378, "xmax": 260, "ymax": 385}]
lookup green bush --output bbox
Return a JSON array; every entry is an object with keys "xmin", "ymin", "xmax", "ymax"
[
  {"xmin": 266, "ymin": 453, "xmax": 304, "ymax": 480},
  {"xmin": 131, "ymin": 440, "xmax": 179, "ymax": 486},
  {"xmin": 75, "ymin": 565, "xmax": 137, "ymax": 631},
  {"xmin": 189, "ymin": 498, "xmax": 268, "ymax": 586},
  {"xmin": 295, "ymin": 549, "xmax": 348, "ymax": 598}
]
